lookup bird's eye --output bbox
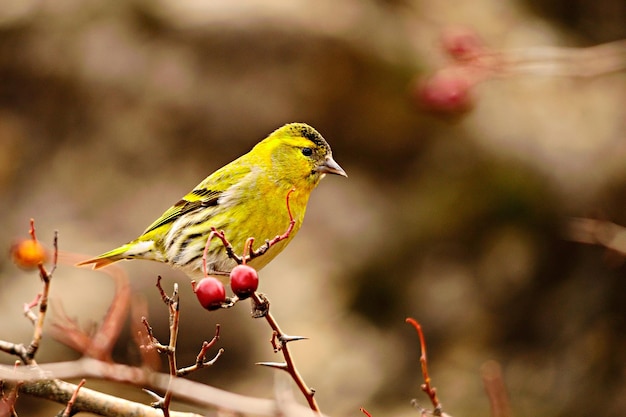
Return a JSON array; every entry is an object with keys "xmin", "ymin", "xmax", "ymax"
[{"xmin": 301, "ymin": 147, "xmax": 313, "ymax": 157}]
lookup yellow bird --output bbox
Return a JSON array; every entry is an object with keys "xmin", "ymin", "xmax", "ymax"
[{"xmin": 78, "ymin": 123, "xmax": 346, "ymax": 278}]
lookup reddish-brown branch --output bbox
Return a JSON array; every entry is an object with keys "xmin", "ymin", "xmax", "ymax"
[
  {"xmin": 202, "ymin": 188, "xmax": 297, "ymax": 276},
  {"xmin": 481, "ymin": 361, "xmax": 513, "ymax": 417},
  {"xmin": 0, "ymin": 220, "xmax": 58, "ymax": 364},
  {"xmin": 406, "ymin": 317, "xmax": 442, "ymax": 416},
  {"xmin": 146, "ymin": 279, "xmax": 181, "ymax": 417},
  {"xmin": 248, "ymin": 188, "xmax": 296, "ymax": 262},
  {"xmin": 49, "ymin": 260, "xmax": 130, "ymax": 361},
  {"xmin": 25, "ymin": 220, "xmax": 58, "ymax": 364},
  {"xmin": 28, "ymin": 218, "xmax": 37, "ymax": 241},
  {"xmin": 0, "ymin": 382, "xmax": 19, "ymax": 417},
  {"xmin": 177, "ymin": 325, "xmax": 224, "ymax": 377},
  {"xmin": 61, "ymin": 378, "xmax": 86, "ymax": 417},
  {"xmin": 197, "ymin": 189, "xmax": 316, "ymax": 411},
  {"xmin": 252, "ymin": 292, "xmax": 318, "ymax": 413},
  {"xmin": 2, "ymin": 358, "xmax": 318, "ymax": 417},
  {"xmin": 131, "ymin": 295, "xmax": 161, "ymax": 370},
  {"xmin": 359, "ymin": 407, "xmax": 373, "ymax": 417},
  {"xmin": 202, "ymin": 229, "xmax": 240, "ymax": 276}
]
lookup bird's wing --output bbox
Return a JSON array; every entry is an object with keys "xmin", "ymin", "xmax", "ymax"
[{"xmin": 141, "ymin": 163, "xmax": 253, "ymax": 236}]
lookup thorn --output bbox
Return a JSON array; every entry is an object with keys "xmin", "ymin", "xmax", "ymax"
[
  {"xmin": 279, "ymin": 335, "xmax": 308, "ymax": 343},
  {"xmin": 256, "ymin": 361, "xmax": 289, "ymax": 371},
  {"xmin": 142, "ymin": 388, "xmax": 164, "ymax": 408}
]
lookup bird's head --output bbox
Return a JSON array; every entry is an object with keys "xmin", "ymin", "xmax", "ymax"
[{"xmin": 255, "ymin": 123, "xmax": 347, "ymax": 188}]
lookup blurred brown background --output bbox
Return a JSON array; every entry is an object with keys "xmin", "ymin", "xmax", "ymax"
[{"xmin": 1, "ymin": 0, "xmax": 625, "ymax": 416}]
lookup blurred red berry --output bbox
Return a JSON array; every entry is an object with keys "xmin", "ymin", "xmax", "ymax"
[
  {"xmin": 11, "ymin": 239, "xmax": 48, "ymax": 270},
  {"xmin": 230, "ymin": 264, "xmax": 259, "ymax": 300},
  {"xmin": 440, "ymin": 26, "xmax": 484, "ymax": 61},
  {"xmin": 194, "ymin": 277, "xmax": 226, "ymax": 310},
  {"xmin": 415, "ymin": 68, "xmax": 475, "ymax": 114}
]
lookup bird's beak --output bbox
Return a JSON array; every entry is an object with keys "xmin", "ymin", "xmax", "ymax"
[{"xmin": 317, "ymin": 156, "xmax": 348, "ymax": 177}]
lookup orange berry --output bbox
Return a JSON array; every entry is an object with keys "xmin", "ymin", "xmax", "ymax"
[{"xmin": 11, "ymin": 239, "xmax": 48, "ymax": 270}]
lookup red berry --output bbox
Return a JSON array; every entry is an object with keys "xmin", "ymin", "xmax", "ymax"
[
  {"xmin": 194, "ymin": 277, "xmax": 226, "ymax": 310},
  {"xmin": 230, "ymin": 264, "xmax": 259, "ymax": 300},
  {"xmin": 415, "ymin": 68, "xmax": 475, "ymax": 114},
  {"xmin": 440, "ymin": 26, "xmax": 484, "ymax": 61}
]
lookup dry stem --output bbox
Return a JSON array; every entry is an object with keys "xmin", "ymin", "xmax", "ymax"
[{"xmin": 406, "ymin": 317, "xmax": 442, "ymax": 416}]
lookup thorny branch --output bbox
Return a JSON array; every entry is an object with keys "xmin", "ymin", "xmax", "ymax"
[
  {"xmin": 1, "ymin": 196, "xmax": 313, "ymax": 415},
  {"xmin": 204, "ymin": 188, "xmax": 319, "ymax": 412},
  {"xmin": 152, "ymin": 278, "xmax": 181, "ymax": 416},
  {"xmin": 0, "ymin": 220, "xmax": 59, "ymax": 365},
  {"xmin": 253, "ymin": 292, "xmax": 318, "ymax": 412},
  {"xmin": 204, "ymin": 187, "xmax": 297, "ymax": 270},
  {"xmin": 177, "ymin": 326, "xmax": 224, "ymax": 377},
  {"xmin": 0, "ymin": 358, "xmax": 319, "ymax": 417},
  {"xmin": 141, "ymin": 278, "xmax": 224, "ymax": 416},
  {"xmin": 28, "ymin": 221, "xmax": 58, "ymax": 364}
]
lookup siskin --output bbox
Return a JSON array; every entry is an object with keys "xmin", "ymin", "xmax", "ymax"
[{"xmin": 78, "ymin": 123, "xmax": 347, "ymax": 278}]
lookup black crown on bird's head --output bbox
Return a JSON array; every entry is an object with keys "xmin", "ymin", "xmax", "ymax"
[
  {"xmin": 293, "ymin": 123, "xmax": 330, "ymax": 150},
  {"xmin": 272, "ymin": 122, "xmax": 330, "ymax": 154}
]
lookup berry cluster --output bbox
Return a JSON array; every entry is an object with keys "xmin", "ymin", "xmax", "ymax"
[
  {"xmin": 194, "ymin": 264, "xmax": 259, "ymax": 311},
  {"xmin": 414, "ymin": 26, "xmax": 490, "ymax": 114}
]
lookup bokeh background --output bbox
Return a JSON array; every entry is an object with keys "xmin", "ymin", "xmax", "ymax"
[{"xmin": 1, "ymin": 0, "xmax": 625, "ymax": 416}]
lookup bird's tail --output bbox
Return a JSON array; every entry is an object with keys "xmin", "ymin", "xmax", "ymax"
[{"xmin": 76, "ymin": 240, "xmax": 158, "ymax": 269}]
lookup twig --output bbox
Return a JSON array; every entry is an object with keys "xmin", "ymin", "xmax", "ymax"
[
  {"xmin": 0, "ymin": 379, "xmax": 19, "ymax": 417},
  {"xmin": 3, "ymin": 376, "xmax": 204, "ymax": 417},
  {"xmin": 147, "ymin": 279, "xmax": 225, "ymax": 415},
  {"xmin": 49, "ymin": 258, "xmax": 130, "ymax": 361},
  {"xmin": 131, "ymin": 295, "xmax": 162, "ymax": 370},
  {"xmin": 406, "ymin": 318, "xmax": 442, "ymax": 416},
  {"xmin": 495, "ymin": 40, "xmax": 626, "ymax": 78},
  {"xmin": 202, "ymin": 228, "xmax": 245, "ymax": 275},
  {"xmin": 0, "ymin": 341, "xmax": 28, "ymax": 365},
  {"xmin": 141, "ymin": 318, "xmax": 162, "ymax": 351},
  {"xmin": 152, "ymin": 278, "xmax": 180, "ymax": 417},
  {"xmin": 177, "ymin": 325, "xmax": 223, "ymax": 377},
  {"xmin": 23, "ymin": 294, "xmax": 41, "ymax": 325},
  {"xmin": 359, "ymin": 407, "xmax": 373, "ymax": 417},
  {"xmin": 202, "ymin": 229, "xmax": 241, "ymax": 276},
  {"xmin": 481, "ymin": 361, "xmax": 513, "ymax": 417},
  {"xmin": 253, "ymin": 292, "xmax": 318, "ymax": 413},
  {"xmin": 444, "ymin": 35, "xmax": 626, "ymax": 79},
  {"xmin": 1, "ymin": 359, "xmax": 319, "ymax": 417},
  {"xmin": 7, "ymin": 220, "xmax": 60, "ymax": 365},
  {"xmin": 247, "ymin": 188, "xmax": 297, "ymax": 262},
  {"xmin": 61, "ymin": 378, "xmax": 86, "ymax": 417},
  {"xmin": 203, "ymin": 188, "xmax": 297, "ymax": 272}
]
